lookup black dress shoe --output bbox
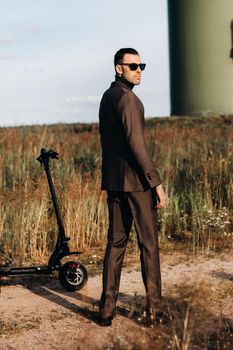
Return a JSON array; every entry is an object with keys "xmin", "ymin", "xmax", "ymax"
[{"xmin": 98, "ymin": 316, "xmax": 113, "ymax": 327}]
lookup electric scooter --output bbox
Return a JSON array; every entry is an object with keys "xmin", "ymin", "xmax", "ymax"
[{"xmin": 0, "ymin": 148, "xmax": 88, "ymax": 291}]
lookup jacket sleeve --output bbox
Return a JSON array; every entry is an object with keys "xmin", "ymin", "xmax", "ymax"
[{"xmin": 118, "ymin": 91, "xmax": 162, "ymax": 188}]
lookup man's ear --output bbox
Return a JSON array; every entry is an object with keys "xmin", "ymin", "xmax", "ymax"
[{"xmin": 115, "ymin": 64, "xmax": 123, "ymax": 75}]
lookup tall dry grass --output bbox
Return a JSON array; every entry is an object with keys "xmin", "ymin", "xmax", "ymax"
[
  {"xmin": 149, "ymin": 116, "xmax": 233, "ymax": 253},
  {"xmin": 0, "ymin": 123, "xmax": 106, "ymax": 263},
  {"xmin": 0, "ymin": 116, "xmax": 233, "ymax": 263}
]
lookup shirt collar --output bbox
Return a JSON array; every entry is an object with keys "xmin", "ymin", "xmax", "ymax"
[{"xmin": 115, "ymin": 74, "xmax": 134, "ymax": 90}]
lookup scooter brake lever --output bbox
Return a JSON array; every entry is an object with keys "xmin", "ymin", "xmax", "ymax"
[{"xmin": 48, "ymin": 149, "xmax": 59, "ymax": 160}]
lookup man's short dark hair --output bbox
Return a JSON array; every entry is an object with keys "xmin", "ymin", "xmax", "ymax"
[{"xmin": 114, "ymin": 48, "xmax": 139, "ymax": 66}]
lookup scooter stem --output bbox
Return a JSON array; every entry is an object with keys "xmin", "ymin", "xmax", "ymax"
[{"xmin": 37, "ymin": 149, "xmax": 69, "ymax": 245}]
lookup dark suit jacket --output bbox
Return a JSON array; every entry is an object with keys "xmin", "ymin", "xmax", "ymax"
[{"xmin": 99, "ymin": 76, "xmax": 162, "ymax": 192}]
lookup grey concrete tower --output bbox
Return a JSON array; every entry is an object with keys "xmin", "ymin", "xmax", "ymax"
[{"xmin": 168, "ymin": 0, "xmax": 233, "ymax": 115}]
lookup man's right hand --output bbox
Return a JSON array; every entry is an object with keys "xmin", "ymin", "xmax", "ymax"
[{"xmin": 155, "ymin": 184, "xmax": 166, "ymax": 209}]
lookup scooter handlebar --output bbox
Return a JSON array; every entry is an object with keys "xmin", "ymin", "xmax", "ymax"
[{"xmin": 37, "ymin": 148, "xmax": 59, "ymax": 165}]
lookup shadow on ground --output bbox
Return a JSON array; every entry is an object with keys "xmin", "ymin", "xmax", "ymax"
[{"xmin": 1, "ymin": 275, "xmax": 233, "ymax": 350}]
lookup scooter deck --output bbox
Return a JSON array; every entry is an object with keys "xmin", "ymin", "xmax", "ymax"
[{"xmin": 0, "ymin": 265, "xmax": 53, "ymax": 276}]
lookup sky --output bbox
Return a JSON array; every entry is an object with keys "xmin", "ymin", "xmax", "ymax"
[{"xmin": 0, "ymin": 0, "xmax": 170, "ymax": 126}]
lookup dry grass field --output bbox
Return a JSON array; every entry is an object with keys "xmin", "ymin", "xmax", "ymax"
[{"xmin": 0, "ymin": 115, "xmax": 233, "ymax": 349}]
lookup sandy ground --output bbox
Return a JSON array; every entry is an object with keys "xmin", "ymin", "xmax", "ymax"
[{"xmin": 0, "ymin": 251, "xmax": 233, "ymax": 350}]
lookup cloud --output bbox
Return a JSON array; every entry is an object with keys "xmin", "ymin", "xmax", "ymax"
[
  {"xmin": 22, "ymin": 67, "xmax": 44, "ymax": 73},
  {"xmin": 87, "ymin": 95, "xmax": 101, "ymax": 103},
  {"xmin": 23, "ymin": 24, "xmax": 40, "ymax": 33},
  {"xmin": 50, "ymin": 95, "xmax": 101, "ymax": 121},
  {"xmin": 65, "ymin": 96, "xmax": 78, "ymax": 103},
  {"xmin": 140, "ymin": 85, "xmax": 153, "ymax": 93},
  {"xmin": 65, "ymin": 95, "xmax": 101, "ymax": 104},
  {"xmin": 0, "ymin": 37, "xmax": 14, "ymax": 45},
  {"xmin": 0, "ymin": 54, "xmax": 17, "ymax": 60}
]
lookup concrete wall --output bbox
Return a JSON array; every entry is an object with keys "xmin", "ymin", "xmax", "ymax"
[{"xmin": 168, "ymin": 0, "xmax": 233, "ymax": 115}]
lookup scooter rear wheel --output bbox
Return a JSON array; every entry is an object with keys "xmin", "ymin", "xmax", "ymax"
[{"xmin": 59, "ymin": 261, "xmax": 88, "ymax": 291}]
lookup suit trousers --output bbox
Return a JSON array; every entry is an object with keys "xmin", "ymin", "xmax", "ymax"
[{"xmin": 99, "ymin": 189, "xmax": 161, "ymax": 318}]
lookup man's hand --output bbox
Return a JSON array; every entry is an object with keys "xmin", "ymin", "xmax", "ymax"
[{"xmin": 155, "ymin": 184, "xmax": 166, "ymax": 209}]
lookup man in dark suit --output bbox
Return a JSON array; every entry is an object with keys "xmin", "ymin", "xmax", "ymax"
[{"xmin": 98, "ymin": 48, "xmax": 166, "ymax": 327}]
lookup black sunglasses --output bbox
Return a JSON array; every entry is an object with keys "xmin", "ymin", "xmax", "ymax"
[{"xmin": 120, "ymin": 63, "xmax": 146, "ymax": 71}]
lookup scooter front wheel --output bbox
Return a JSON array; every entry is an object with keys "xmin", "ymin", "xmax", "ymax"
[{"xmin": 59, "ymin": 261, "xmax": 88, "ymax": 291}]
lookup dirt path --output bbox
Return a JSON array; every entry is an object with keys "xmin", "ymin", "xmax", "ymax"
[{"xmin": 0, "ymin": 252, "xmax": 233, "ymax": 350}]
